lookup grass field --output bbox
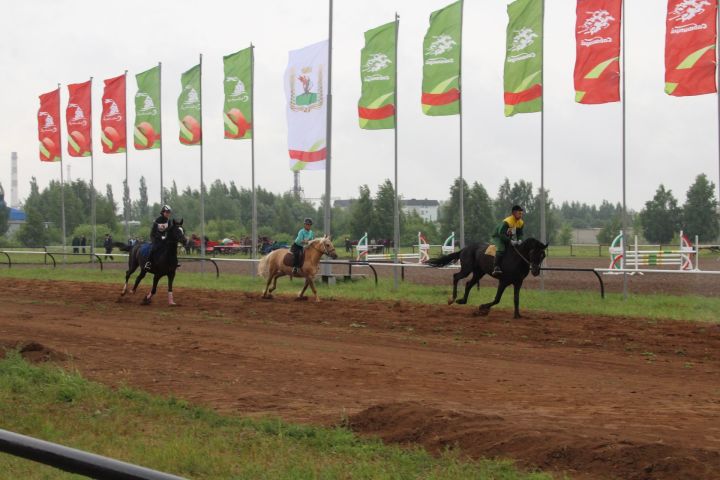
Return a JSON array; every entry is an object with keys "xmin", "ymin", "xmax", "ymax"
[
  {"xmin": 0, "ymin": 267, "xmax": 718, "ymax": 323},
  {"xmin": 0, "ymin": 353, "xmax": 555, "ymax": 480}
]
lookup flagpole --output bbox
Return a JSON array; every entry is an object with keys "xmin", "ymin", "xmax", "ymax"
[
  {"xmin": 124, "ymin": 70, "xmax": 129, "ymax": 241},
  {"xmin": 58, "ymin": 83, "xmax": 67, "ymax": 257},
  {"xmin": 158, "ymin": 61, "xmax": 164, "ymax": 205},
  {"xmin": 393, "ymin": 13, "xmax": 400, "ymax": 291},
  {"xmin": 458, "ymin": 0, "xmax": 465, "ymax": 249},
  {"xmin": 323, "ymin": 0, "xmax": 333, "ymax": 279},
  {"xmin": 621, "ymin": 0, "xmax": 628, "ymax": 299},
  {"xmin": 199, "ymin": 54, "xmax": 207, "ymax": 267},
  {"xmin": 89, "ymin": 76, "xmax": 96, "ymax": 260},
  {"xmin": 251, "ymin": 43, "xmax": 258, "ymax": 277},
  {"xmin": 539, "ymin": 0, "xmax": 546, "ymax": 291}
]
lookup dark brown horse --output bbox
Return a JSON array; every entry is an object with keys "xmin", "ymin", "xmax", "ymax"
[
  {"xmin": 428, "ymin": 238, "xmax": 548, "ymax": 318},
  {"xmin": 114, "ymin": 219, "xmax": 187, "ymax": 305}
]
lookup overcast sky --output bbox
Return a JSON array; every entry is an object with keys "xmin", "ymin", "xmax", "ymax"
[{"xmin": 1, "ymin": 0, "xmax": 719, "ymax": 212}]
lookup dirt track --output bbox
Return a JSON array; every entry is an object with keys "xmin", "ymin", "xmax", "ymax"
[{"xmin": 1, "ymin": 278, "xmax": 719, "ymax": 480}]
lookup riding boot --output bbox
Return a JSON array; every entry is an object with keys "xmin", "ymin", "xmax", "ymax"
[{"xmin": 492, "ymin": 252, "xmax": 504, "ymax": 277}]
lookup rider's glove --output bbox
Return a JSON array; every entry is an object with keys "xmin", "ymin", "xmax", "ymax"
[{"xmin": 510, "ymin": 240, "xmax": 520, "ymax": 246}]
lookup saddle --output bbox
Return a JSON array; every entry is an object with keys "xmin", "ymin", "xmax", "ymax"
[{"xmin": 282, "ymin": 249, "xmax": 304, "ymax": 268}]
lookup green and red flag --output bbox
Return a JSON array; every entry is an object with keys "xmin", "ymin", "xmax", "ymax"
[
  {"xmin": 665, "ymin": 0, "xmax": 717, "ymax": 96},
  {"xmin": 421, "ymin": 1, "xmax": 462, "ymax": 116},
  {"xmin": 574, "ymin": 0, "xmax": 621, "ymax": 104},
  {"xmin": 38, "ymin": 89, "xmax": 62, "ymax": 162},
  {"xmin": 359, "ymin": 21, "xmax": 396, "ymax": 129},
  {"xmin": 504, "ymin": 0, "xmax": 543, "ymax": 116},
  {"xmin": 66, "ymin": 80, "xmax": 92, "ymax": 157},
  {"xmin": 223, "ymin": 48, "xmax": 253, "ymax": 139},
  {"xmin": 134, "ymin": 66, "xmax": 161, "ymax": 150},
  {"xmin": 101, "ymin": 74, "xmax": 126, "ymax": 154},
  {"xmin": 178, "ymin": 64, "xmax": 202, "ymax": 146}
]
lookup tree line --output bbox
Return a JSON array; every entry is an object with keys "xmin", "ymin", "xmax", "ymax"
[{"xmin": 1, "ymin": 173, "xmax": 717, "ymax": 248}]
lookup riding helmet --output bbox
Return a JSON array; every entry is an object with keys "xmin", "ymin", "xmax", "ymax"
[
  {"xmin": 304, "ymin": 217, "xmax": 313, "ymax": 225},
  {"xmin": 511, "ymin": 205, "xmax": 524, "ymax": 212},
  {"xmin": 161, "ymin": 205, "xmax": 172, "ymax": 213}
]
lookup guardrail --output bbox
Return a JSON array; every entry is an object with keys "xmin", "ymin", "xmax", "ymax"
[{"xmin": 0, "ymin": 428, "xmax": 186, "ymax": 480}]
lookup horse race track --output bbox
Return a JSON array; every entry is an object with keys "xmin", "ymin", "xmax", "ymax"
[{"xmin": 1, "ymin": 277, "xmax": 719, "ymax": 480}]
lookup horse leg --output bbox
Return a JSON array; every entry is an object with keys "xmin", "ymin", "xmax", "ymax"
[
  {"xmin": 142, "ymin": 274, "xmax": 161, "ymax": 305},
  {"xmin": 296, "ymin": 277, "xmax": 310, "ymax": 301},
  {"xmin": 477, "ymin": 281, "xmax": 509, "ymax": 317},
  {"xmin": 132, "ymin": 269, "xmax": 147, "ymax": 294},
  {"xmin": 269, "ymin": 273, "xmax": 282, "ymax": 294},
  {"xmin": 262, "ymin": 275, "xmax": 274, "ymax": 299},
  {"xmin": 167, "ymin": 271, "xmax": 176, "ymax": 306},
  {"xmin": 513, "ymin": 281, "xmax": 524, "ymax": 319},
  {"xmin": 449, "ymin": 266, "xmax": 472, "ymax": 305},
  {"xmin": 307, "ymin": 277, "xmax": 320, "ymax": 302},
  {"xmin": 457, "ymin": 271, "xmax": 480, "ymax": 305}
]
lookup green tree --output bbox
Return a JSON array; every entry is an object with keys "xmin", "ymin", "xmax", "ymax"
[
  {"xmin": 439, "ymin": 177, "xmax": 469, "ymax": 238},
  {"xmin": 597, "ymin": 215, "xmax": 622, "ymax": 245},
  {"xmin": 682, "ymin": 173, "xmax": 719, "ymax": 241},
  {"xmin": 16, "ymin": 206, "xmax": 55, "ymax": 247},
  {"xmin": 349, "ymin": 185, "xmax": 374, "ymax": 239},
  {"xmin": 465, "ymin": 181, "xmax": 494, "ymax": 243},
  {"xmin": 134, "ymin": 176, "xmax": 149, "ymax": 220},
  {"xmin": 639, "ymin": 184, "xmax": 680, "ymax": 244},
  {"xmin": 373, "ymin": 179, "xmax": 397, "ymax": 240},
  {"xmin": 0, "ymin": 183, "xmax": 9, "ymax": 236},
  {"xmin": 122, "ymin": 179, "xmax": 131, "ymax": 222},
  {"xmin": 558, "ymin": 223, "xmax": 573, "ymax": 246}
]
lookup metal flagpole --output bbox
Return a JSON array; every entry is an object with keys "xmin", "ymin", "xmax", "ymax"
[
  {"xmin": 124, "ymin": 70, "xmax": 129, "ymax": 241},
  {"xmin": 158, "ymin": 61, "xmax": 164, "ymax": 205},
  {"xmin": 199, "ymin": 54, "xmax": 207, "ymax": 267},
  {"xmin": 393, "ymin": 13, "xmax": 400, "ymax": 291},
  {"xmin": 621, "ymin": 0, "xmax": 628, "ymax": 299},
  {"xmin": 89, "ymin": 76, "xmax": 96, "ymax": 259},
  {"xmin": 251, "ymin": 44, "xmax": 258, "ymax": 277},
  {"xmin": 58, "ymin": 83, "xmax": 67, "ymax": 257},
  {"xmin": 539, "ymin": 0, "xmax": 546, "ymax": 291},
  {"xmin": 458, "ymin": 0, "xmax": 465, "ymax": 249},
  {"xmin": 323, "ymin": 0, "xmax": 333, "ymax": 279}
]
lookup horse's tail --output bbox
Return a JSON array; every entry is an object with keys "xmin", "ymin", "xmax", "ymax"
[
  {"xmin": 427, "ymin": 251, "xmax": 461, "ymax": 268},
  {"xmin": 113, "ymin": 242, "xmax": 132, "ymax": 252},
  {"xmin": 258, "ymin": 254, "xmax": 270, "ymax": 279}
]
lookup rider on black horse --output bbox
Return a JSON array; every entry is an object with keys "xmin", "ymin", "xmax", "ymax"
[
  {"xmin": 291, "ymin": 218, "xmax": 314, "ymax": 274},
  {"xmin": 144, "ymin": 205, "xmax": 172, "ymax": 271},
  {"xmin": 492, "ymin": 205, "xmax": 524, "ymax": 277}
]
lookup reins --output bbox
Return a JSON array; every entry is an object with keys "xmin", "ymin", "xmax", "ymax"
[{"xmin": 511, "ymin": 242, "xmax": 535, "ymax": 268}]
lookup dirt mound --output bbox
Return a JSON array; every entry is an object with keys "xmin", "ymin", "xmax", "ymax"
[
  {"xmin": 0, "ymin": 341, "xmax": 69, "ymax": 363},
  {"xmin": 350, "ymin": 402, "xmax": 720, "ymax": 480}
]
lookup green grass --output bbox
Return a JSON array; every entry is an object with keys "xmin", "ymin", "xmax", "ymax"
[
  {"xmin": 0, "ymin": 353, "xmax": 553, "ymax": 480},
  {"xmin": 0, "ymin": 267, "xmax": 719, "ymax": 323}
]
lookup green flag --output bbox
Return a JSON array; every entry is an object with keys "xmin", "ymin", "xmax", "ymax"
[
  {"xmin": 504, "ymin": 0, "xmax": 543, "ymax": 117},
  {"xmin": 223, "ymin": 48, "xmax": 253, "ymax": 139},
  {"xmin": 134, "ymin": 66, "xmax": 161, "ymax": 150},
  {"xmin": 359, "ymin": 21, "xmax": 396, "ymax": 130},
  {"xmin": 178, "ymin": 64, "xmax": 202, "ymax": 146},
  {"xmin": 421, "ymin": 1, "xmax": 462, "ymax": 116}
]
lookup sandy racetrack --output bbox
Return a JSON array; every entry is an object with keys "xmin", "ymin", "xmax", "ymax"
[{"xmin": 1, "ymin": 278, "xmax": 719, "ymax": 479}]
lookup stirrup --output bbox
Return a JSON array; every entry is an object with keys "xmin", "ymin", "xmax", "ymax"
[
  {"xmin": 492, "ymin": 267, "xmax": 502, "ymax": 277},
  {"xmin": 292, "ymin": 267, "xmax": 298, "ymax": 274},
  {"xmin": 144, "ymin": 261, "xmax": 152, "ymax": 271}
]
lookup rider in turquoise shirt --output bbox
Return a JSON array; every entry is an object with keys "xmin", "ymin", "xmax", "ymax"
[{"xmin": 291, "ymin": 218, "xmax": 314, "ymax": 273}]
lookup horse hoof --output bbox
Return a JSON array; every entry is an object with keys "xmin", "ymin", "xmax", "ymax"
[
  {"xmin": 141, "ymin": 297, "xmax": 152, "ymax": 305},
  {"xmin": 475, "ymin": 308, "xmax": 490, "ymax": 317},
  {"xmin": 169, "ymin": 302, "xmax": 177, "ymax": 307},
  {"xmin": 447, "ymin": 298, "xmax": 454, "ymax": 305},
  {"xmin": 295, "ymin": 296, "xmax": 308, "ymax": 302},
  {"xmin": 456, "ymin": 299, "xmax": 467, "ymax": 305},
  {"xmin": 262, "ymin": 295, "xmax": 273, "ymax": 300}
]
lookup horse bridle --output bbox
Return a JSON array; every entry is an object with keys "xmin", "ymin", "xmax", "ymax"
[
  {"xmin": 310, "ymin": 240, "xmax": 332, "ymax": 256},
  {"xmin": 511, "ymin": 242, "xmax": 540, "ymax": 269}
]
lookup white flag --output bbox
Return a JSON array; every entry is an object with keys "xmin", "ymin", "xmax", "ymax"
[{"xmin": 285, "ymin": 40, "xmax": 328, "ymax": 171}]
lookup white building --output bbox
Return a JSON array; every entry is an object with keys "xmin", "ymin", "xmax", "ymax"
[{"xmin": 401, "ymin": 199, "xmax": 440, "ymax": 222}]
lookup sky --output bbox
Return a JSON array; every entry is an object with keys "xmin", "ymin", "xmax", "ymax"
[{"xmin": 1, "ymin": 0, "xmax": 719, "ymax": 213}]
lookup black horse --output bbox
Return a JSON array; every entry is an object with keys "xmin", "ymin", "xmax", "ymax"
[
  {"xmin": 114, "ymin": 219, "xmax": 187, "ymax": 305},
  {"xmin": 428, "ymin": 238, "xmax": 548, "ymax": 319}
]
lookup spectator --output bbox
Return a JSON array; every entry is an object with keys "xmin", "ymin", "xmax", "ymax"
[
  {"xmin": 103, "ymin": 233, "xmax": 114, "ymax": 260},
  {"xmin": 71, "ymin": 236, "xmax": 80, "ymax": 254},
  {"xmin": 80, "ymin": 235, "xmax": 87, "ymax": 254},
  {"xmin": 345, "ymin": 237, "xmax": 351, "ymax": 253}
]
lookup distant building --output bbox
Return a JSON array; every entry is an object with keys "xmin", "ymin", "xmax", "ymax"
[
  {"xmin": 7, "ymin": 208, "xmax": 25, "ymax": 236},
  {"xmin": 402, "ymin": 199, "xmax": 440, "ymax": 222},
  {"xmin": 333, "ymin": 199, "xmax": 355, "ymax": 209}
]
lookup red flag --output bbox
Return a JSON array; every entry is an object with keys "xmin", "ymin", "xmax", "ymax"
[
  {"xmin": 665, "ymin": 0, "xmax": 717, "ymax": 97},
  {"xmin": 574, "ymin": 0, "xmax": 622, "ymax": 104},
  {"xmin": 101, "ymin": 74, "xmax": 127, "ymax": 153},
  {"xmin": 66, "ymin": 80, "xmax": 92, "ymax": 157},
  {"xmin": 38, "ymin": 89, "xmax": 62, "ymax": 162}
]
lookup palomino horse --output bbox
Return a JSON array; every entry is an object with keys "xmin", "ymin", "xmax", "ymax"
[
  {"xmin": 114, "ymin": 219, "xmax": 187, "ymax": 305},
  {"xmin": 259, "ymin": 237, "xmax": 338, "ymax": 301},
  {"xmin": 428, "ymin": 238, "xmax": 548, "ymax": 319}
]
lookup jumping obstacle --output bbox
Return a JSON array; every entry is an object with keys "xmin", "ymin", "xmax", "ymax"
[
  {"xmin": 356, "ymin": 232, "xmax": 429, "ymax": 263},
  {"xmin": 442, "ymin": 232, "xmax": 456, "ymax": 255},
  {"xmin": 608, "ymin": 230, "xmax": 698, "ymax": 272}
]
